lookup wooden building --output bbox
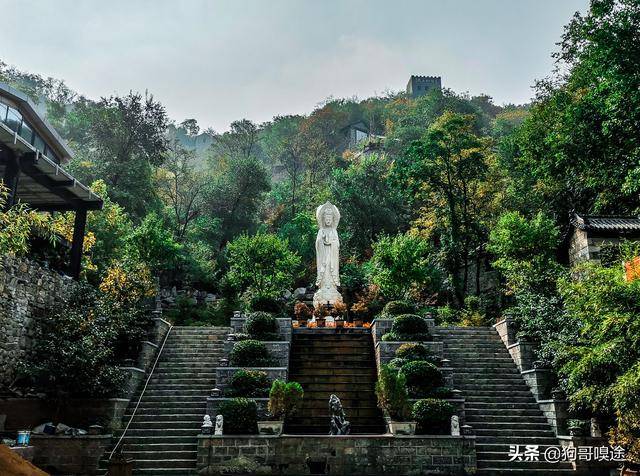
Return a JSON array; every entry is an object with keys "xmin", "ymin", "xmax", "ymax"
[{"xmin": 0, "ymin": 82, "xmax": 102, "ymax": 278}]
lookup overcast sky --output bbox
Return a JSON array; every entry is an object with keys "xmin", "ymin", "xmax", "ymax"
[{"xmin": 0, "ymin": 0, "xmax": 589, "ymax": 132}]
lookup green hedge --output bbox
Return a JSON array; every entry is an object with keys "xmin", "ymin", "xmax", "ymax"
[
  {"xmin": 226, "ymin": 370, "xmax": 270, "ymax": 397},
  {"xmin": 382, "ymin": 300, "xmax": 418, "ymax": 316},
  {"xmin": 412, "ymin": 398, "xmax": 455, "ymax": 434},
  {"xmin": 400, "ymin": 361, "xmax": 444, "ymax": 398},
  {"xmin": 382, "ymin": 314, "xmax": 431, "ymax": 341},
  {"xmin": 244, "ymin": 311, "xmax": 279, "ymax": 341},
  {"xmin": 229, "ymin": 340, "xmax": 273, "ymax": 367},
  {"xmin": 219, "ymin": 398, "xmax": 258, "ymax": 434}
]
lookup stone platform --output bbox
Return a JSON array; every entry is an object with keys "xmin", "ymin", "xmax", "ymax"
[{"xmin": 198, "ymin": 434, "xmax": 476, "ymax": 476}]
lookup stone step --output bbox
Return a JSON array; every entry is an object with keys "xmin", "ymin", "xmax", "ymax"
[
  {"xmin": 294, "ymin": 407, "xmax": 381, "ymax": 418},
  {"xmin": 475, "ymin": 469, "xmax": 575, "ymax": 475},
  {"xmin": 122, "ymin": 450, "xmax": 197, "ymax": 460},
  {"xmin": 465, "ymin": 396, "xmax": 536, "ymax": 403},
  {"xmin": 451, "ymin": 368, "xmax": 521, "ymax": 376},
  {"xmin": 159, "ymin": 352, "xmax": 225, "ymax": 358},
  {"xmin": 475, "ymin": 435, "xmax": 559, "ymax": 445},
  {"xmin": 127, "ymin": 406, "xmax": 206, "ymax": 415},
  {"xmin": 149, "ymin": 373, "xmax": 217, "ymax": 380},
  {"xmin": 156, "ymin": 360, "xmax": 222, "ymax": 366},
  {"xmin": 121, "ymin": 442, "xmax": 197, "ymax": 452},
  {"xmin": 117, "ymin": 428, "xmax": 201, "ymax": 437},
  {"xmin": 117, "ymin": 435, "xmax": 201, "ymax": 444},
  {"xmin": 138, "ymin": 395, "xmax": 208, "ymax": 402},
  {"xmin": 471, "ymin": 422, "xmax": 552, "ymax": 431},
  {"xmin": 467, "ymin": 414, "xmax": 549, "ymax": 424},
  {"xmin": 126, "ymin": 468, "xmax": 196, "ymax": 476},
  {"xmin": 466, "ymin": 408, "xmax": 543, "ymax": 417},
  {"xmin": 135, "ymin": 390, "xmax": 212, "ymax": 398},
  {"xmin": 153, "ymin": 364, "xmax": 220, "ymax": 370},
  {"xmin": 125, "ymin": 414, "xmax": 202, "ymax": 422},
  {"xmin": 302, "ymin": 391, "xmax": 377, "ymax": 401},
  {"xmin": 455, "ymin": 380, "xmax": 529, "ymax": 388},
  {"xmin": 290, "ymin": 368, "xmax": 376, "ymax": 377},
  {"xmin": 466, "ymin": 402, "xmax": 542, "ymax": 410},
  {"xmin": 475, "ymin": 442, "xmax": 563, "ymax": 452},
  {"xmin": 293, "ymin": 374, "xmax": 376, "ymax": 384},
  {"xmin": 291, "ymin": 353, "xmax": 372, "ymax": 361},
  {"xmin": 298, "ymin": 382, "xmax": 377, "ymax": 392},
  {"xmin": 290, "ymin": 361, "xmax": 376, "ymax": 369},
  {"xmin": 171, "ymin": 328, "xmax": 231, "ymax": 334},
  {"xmin": 129, "ymin": 421, "xmax": 201, "ymax": 430},
  {"xmin": 449, "ymin": 364, "xmax": 518, "ymax": 371},
  {"xmin": 459, "ymin": 390, "xmax": 533, "ymax": 398}
]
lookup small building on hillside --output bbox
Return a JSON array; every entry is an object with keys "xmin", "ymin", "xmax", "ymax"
[
  {"xmin": 0, "ymin": 82, "xmax": 102, "ymax": 278},
  {"xmin": 567, "ymin": 212, "xmax": 640, "ymax": 266},
  {"xmin": 406, "ymin": 75, "xmax": 442, "ymax": 98}
]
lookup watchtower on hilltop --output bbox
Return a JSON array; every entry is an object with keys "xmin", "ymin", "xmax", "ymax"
[{"xmin": 406, "ymin": 75, "xmax": 442, "ymax": 98}]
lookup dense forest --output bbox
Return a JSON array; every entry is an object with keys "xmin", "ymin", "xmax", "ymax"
[{"xmin": 2, "ymin": 0, "xmax": 640, "ymax": 463}]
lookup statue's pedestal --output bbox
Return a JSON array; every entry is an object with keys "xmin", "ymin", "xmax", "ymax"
[{"xmin": 313, "ymin": 286, "xmax": 343, "ymax": 308}]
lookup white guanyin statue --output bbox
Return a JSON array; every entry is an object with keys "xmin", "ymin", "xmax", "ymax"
[{"xmin": 313, "ymin": 201, "xmax": 343, "ymax": 308}]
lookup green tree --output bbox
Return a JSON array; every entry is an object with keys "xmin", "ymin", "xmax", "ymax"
[
  {"xmin": 503, "ymin": 0, "xmax": 640, "ymax": 221},
  {"xmin": 224, "ymin": 233, "xmax": 301, "ymax": 298},
  {"xmin": 331, "ymin": 154, "xmax": 407, "ymax": 255},
  {"xmin": 557, "ymin": 262, "xmax": 640, "ymax": 463},
  {"xmin": 368, "ymin": 233, "xmax": 440, "ymax": 301},
  {"xmin": 202, "ymin": 155, "xmax": 270, "ymax": 250},
  {"xmin": 67, "ymin": 92, "xmax": 169, "ymax": 218},
  {"xmin": 487, "ymin": 211, "xmax": 560, "ymax": 295},
  {"xmin": 395, "ymin": 112, "xmax": 494, "ymax": 304}
]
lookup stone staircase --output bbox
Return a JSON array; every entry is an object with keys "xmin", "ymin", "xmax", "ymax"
[
  {"xmin": 286, "ymin": 328, "xmax": 386, "ymax": 434},
  {"xmin": 435, "ymin": 326, "xmax": 574, "ymax": 475},
  {"xmin": 101, "ymin": 326, "xmax": 229, "ymax": 476}
]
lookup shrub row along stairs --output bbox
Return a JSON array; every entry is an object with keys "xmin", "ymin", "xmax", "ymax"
[
  {"xmin": 435, "ymin": 326, "xmax": 574, "ymax": 475},
  {"xmin": 101, "ymin": 326, "xmax": 229, "ymax": 476},
  {"xmin": 286, "ymin": 328, "xmax": 386, "ymax": 434}
]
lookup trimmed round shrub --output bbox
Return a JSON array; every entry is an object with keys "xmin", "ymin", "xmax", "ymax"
[
  {"xmin": 395, "ymin": 343, "xmax": 439, "ymax": 365},
  {"xmin": 246, "ymin": 294, "xmax": 282, "ymax": 314},
  {"xmin": 226, "ymin": 370, "xmax": 270, "ymax": 397},
  {"xmin": 400, "ymin": 361, "xmax": 444, "ymax": 398},
  {"xmin": 383, "ymin": 300, "xmax": 417, "ymax": 316},
  {"xmin": 244, "ymin": 312, "xmax": 279, "ymax": 341},
  {"xmin": 229, "ymin": 340, "xmax": 273, "ymax": 367},
  {"xmin": 219, "ymin": 397, "xmax": 258, "ymax": 434},
  {"xmin": 412, "ymin": 398, "xmax": 455, "ymax": 434},
  {"xmin": 382, "ymin": 314, "xmax": 431, "ymax": 341}
]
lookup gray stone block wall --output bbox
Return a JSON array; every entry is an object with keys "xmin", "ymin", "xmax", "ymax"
[
  {"xmin": 0, "ymin": 256, "xmax": 75, "ymax": 386},
  {"xmin": 198, "ymin": 434, "xmax": 476, "ymax": 475}
]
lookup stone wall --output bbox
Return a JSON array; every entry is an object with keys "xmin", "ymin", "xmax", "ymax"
[
  {"xmin": 197, "ymin": 434, "xmax": 476, "ymax": 475},
  {"xmin": 0, "ymin": 397, "xmax": 129, "ymax": 431},
  {"xmin": 0, "ymin": 255, "xmax": 75, "ymax": 386},
  {"xmin": 31, "ymin": 434, "xmax": 112, "ymax": 475}
]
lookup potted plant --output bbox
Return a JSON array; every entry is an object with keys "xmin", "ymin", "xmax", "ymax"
[
  {"xmin": 375, "ymin": 365, "xmax": 415, "ymax": 435},
  {"xmin": 294, "ymin": 302, "xmax": 312, "ymax": 328},
  {"xmin": 313, "ymin": 304, "xmax": 329, "ymax": 327},
  {"xmin": 258, "ymin": 380, "xmax": 304, "ymax": 436}
]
